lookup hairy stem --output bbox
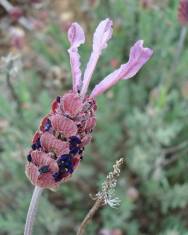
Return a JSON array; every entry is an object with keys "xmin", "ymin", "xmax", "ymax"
[
  {"xmin": 76, "ymin": 198, "xmax": 103, "ymax": 235},
  {"xmin": 24, "ymin": 186, "xmax": 43, "ymax": 235}
]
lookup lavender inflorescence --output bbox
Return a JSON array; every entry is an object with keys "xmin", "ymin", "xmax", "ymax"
[
  {"xmin": 25, "ymin": 18, "xmax": 152, "ymax": 189},
  {"xmin": 25, "ymin": 92, "xmax": 96, "ymax": 188}
]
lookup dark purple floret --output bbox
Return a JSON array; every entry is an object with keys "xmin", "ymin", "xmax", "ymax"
[
  {"xmin": 39, "ymin": 165, "xmax": 49, "ymax": 174},
  {"xmin": 44, "ymin": 119, "xmax": 52, "ymax": 131},
  {"xmin": 69, "ymin": 145, "xmax": 80, "ymax": 155},
  {"xmin": 36, "ymin": 138, "xmax": 41, "ymax": 148},
  {"xmin": 32, "ymin": 138, "xmax": 41, "ymax": 150},
  {"xmin": 27, "ymin": 154, "xmax": 32, "ymax": 162},
  {"xmin": 57, "ymin": 154, "xmax": 70, "ymax": 163},
  {"xmin": 56, "ymin": 96, "xmax": 61, "ymax": 103},
  {"xmin": 53, "ymin": 172, "xmax": 63, "ymax": 182},
  {"xmin": 69, "ymin": 136, "xmax": 81, "ymax": 145},
  {"xmin": 31, "ymin": 143, "xmax": 37, "ymax": 150},
  {"xmin": 78, "ymin": 147, "xmax": 84, "ymax": 154},
  {"xmin": 57, "ymin": 154, "xmax": 73, "ymax": 174}
]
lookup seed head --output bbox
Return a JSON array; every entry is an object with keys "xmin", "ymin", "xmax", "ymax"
[{"xmin": 95, "ymin": 158, "xmax": 124, "ymax": 208}]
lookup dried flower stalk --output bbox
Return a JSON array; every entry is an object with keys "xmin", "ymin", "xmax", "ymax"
[
  {"xmin": 77, "ymin": 158, "xmax": 124, "ymax": 235},
  {"xmin": 95, "ymin": 158, "xmax": 124, "ymax": 207}
]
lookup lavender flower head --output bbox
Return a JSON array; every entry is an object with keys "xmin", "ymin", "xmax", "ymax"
[{"xmin": 25, "ymin": 19, "xmax": 153, "ymax": 189}]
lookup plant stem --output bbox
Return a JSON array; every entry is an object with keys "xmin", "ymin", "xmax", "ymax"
[
  {"xmin": 0, "ymin": 0, "xmax": 34, "ymax": 30},
  {"xmin": 6, "ymin": 68, "xmax": 23, "ymax": 117},
  {"xmin": 163, "ymin": 26, "xmax": 187, "ymax": 92},
  {"xmin": 76, "ymin": 198, "xmax": 103, "ymax": 235},
  {"xmin": 24, "ymin": 186, "xmax": 43, "ymax": 235},
  {"xmin": 173, "ymin": 27, "xmax": 187, "ymax": 69}
]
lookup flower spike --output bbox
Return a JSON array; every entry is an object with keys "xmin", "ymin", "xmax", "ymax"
[
  {"xmin": 68, "ymin": 23, "xmax": 85, "ymax": 92},
  {"xmin": 25, "ymin": 20, "xmax": 153, "ymax": 189},
  {"xmin": 90, "ymin": 40, "xmax": 153, "ymax": 97},
  {"xmin": 81, "ymin": 18, "xmax": 113, "ymax": 97}
]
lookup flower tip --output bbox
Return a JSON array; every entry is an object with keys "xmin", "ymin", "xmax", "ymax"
[
  {"xmin": 134, "ymin": 39, "xmax": 153, "ymax": 60},
  {"xmin": 103, "ymin": 17, "xmax": 113, "ymax": 26},
  {"xmin": 119, "ymin": 39, "xmax": 153, "ymax": 80},
  {"xmin": 137, "ymin": 40, "xmax": 153, "ymax": 55},
  {"xmin": 93, "ymin": 18, "xmax": 113, "ymax": 52},
  {"xmin": 68, "ymin": 22, "xmax": 85, "ymax": 47},
  {"xmin": 145, "ymin": 47, "xmax": 153, "ymax": 58}
]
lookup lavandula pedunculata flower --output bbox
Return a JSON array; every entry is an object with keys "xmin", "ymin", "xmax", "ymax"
[{"xmin": 25, "ymin": 18, "xmax": 153, "ymax": 189}]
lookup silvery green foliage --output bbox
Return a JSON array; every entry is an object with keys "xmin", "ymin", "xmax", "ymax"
[{"xmin": 0, "ymin": 0, "xmax": 188, "ymax": 234}]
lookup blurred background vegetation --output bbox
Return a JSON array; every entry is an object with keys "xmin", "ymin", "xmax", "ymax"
[{"xmin": 0, "ymin": 0, "xmax": 188, "ymax": 234}]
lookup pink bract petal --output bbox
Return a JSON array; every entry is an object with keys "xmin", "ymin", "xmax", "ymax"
[
  {"xmin": 37, "ymin": 173, "xmax": 58, "ymax": 188},
  {"xmin": 81, "ymin": 134, "xmax": 92, "ymax": 147},
  {"xmin": 32, "ymin": 131, "xmax": 41, "ymax": 143},
  {"xmin": 85, "ymin": 117, "xmax": 96, "ymax": 132},
  {"xmin": 31, "ymin": 150, "xmax": 59, "ymax": 172},
  {"xmin": 25, "ymin": 163, "xmax": 39, "ymax": 186},
  {"xmin": 40, "ymin": 132, "xmax": 68, "ymax": 156},
  {"xmin": 50, "ymin": 114, "xmax": 77, "ymax": 138},
  {"xmin": 68, "ymin": 22, "xmax": 85, "ymax": 92},
  {"xmin": 61, "ymin": 92, "xmax": 83, "ymax": 117},
  {"xmin": 90, "ymin": 40, "xmax": 153, "ymax": 97},
  {"xmin": 39, "ymin": 116, "xmax": 49, "ymax": 131},
  {"xmin": 26, "ymin": 163, "xmax": 59, "ymax": 188},
  {"xmin": 80, "ymin": 18, "xmax": 113, "ymax": 98},
  {"xmin": 51, "ymin": 100, "xmax": 59, "ymax": 113}
]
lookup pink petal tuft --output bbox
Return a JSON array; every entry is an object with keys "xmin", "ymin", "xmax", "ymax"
[
  {"xmin": 90, "ymin": 40, "xmax": 153, "ymax": 97},
  {"xmin": 80, "ymin": 18, "xmax": 113, "ymax": 97},
  {"xmin": 68, "ymin": 22, "xmax": 85, "ymax": 92}
]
